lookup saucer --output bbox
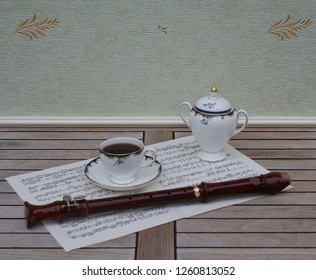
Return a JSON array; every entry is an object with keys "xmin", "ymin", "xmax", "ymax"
[{"xmin": 84, "ymin": 157, "xmax": 162, "ymax": 191}]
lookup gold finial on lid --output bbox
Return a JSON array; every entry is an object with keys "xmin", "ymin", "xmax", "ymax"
[{"xmin": 211, "ymin": 86, "xmax": 218, "ymax": 93}]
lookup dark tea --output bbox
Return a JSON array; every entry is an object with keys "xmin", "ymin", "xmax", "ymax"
[{"xmin": 101, "ymin": 143, "xmax": 141, "ymax": 155}]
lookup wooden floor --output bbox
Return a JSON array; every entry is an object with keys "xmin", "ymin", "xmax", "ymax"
[{"xmin": 0, "ymin": 125, "xmax": 315, "ymax": 259}]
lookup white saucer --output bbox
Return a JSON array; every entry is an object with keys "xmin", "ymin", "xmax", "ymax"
[{"xmin": 84, "ymin": 157, "xmax": 162, "ymax": 191}]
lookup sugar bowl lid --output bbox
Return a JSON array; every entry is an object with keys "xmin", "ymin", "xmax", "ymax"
[{"xmin": 194, "ymin": 86, "xmax": 232, "ymax": 114}]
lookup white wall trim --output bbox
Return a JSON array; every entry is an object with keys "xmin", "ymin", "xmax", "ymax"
[{"xmin": 0, "ymin": 116, "xmax": 316, "ymax": 127}]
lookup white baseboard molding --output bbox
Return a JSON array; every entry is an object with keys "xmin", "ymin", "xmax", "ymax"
[{"xmin": 0, "ymin": 116, "xmax": 316, "ymax": 127}]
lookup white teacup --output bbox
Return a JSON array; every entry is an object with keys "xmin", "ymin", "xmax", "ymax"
[{"xmin": 99, "ymin": 137, "xmax": 157, "ymax": 184}]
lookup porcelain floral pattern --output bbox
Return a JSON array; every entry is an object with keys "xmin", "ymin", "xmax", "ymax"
[{"xmin": 194, "ymin": 109, "xmax": 235, "ymax": 125}]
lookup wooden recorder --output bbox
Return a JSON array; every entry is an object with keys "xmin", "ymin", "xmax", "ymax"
[{"xmin": 24, "ymin": 172, "xmax": 290, "ymax": 228}]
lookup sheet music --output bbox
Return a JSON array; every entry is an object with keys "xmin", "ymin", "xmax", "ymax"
[{"xmin": 7, "ymin": 135, "xmax": 275, "ymax": 251}]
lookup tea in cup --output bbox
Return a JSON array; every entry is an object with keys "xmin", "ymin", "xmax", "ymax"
[{"xmin": 99, "ymin": 137, "xmax": 157, "ymax": 184}]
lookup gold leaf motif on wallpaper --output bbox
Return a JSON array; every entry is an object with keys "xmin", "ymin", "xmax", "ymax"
[
  {"xmin": 267, "ymin": 14, "xmax": 312, "ymax": 40},
  {"xmin": 16, "ymin": 14, "xmax": 59, "ymax": 40},
  {"xmin": 157, "ymin": 24, "xmax": 168, "ymax": 34}
]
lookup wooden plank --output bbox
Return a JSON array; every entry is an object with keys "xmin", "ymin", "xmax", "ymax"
[
  {"xmin": 0, "ymin": 131, "xmax": 143, "ymax": 140},
  {"xmin": 176, "ymin": 218, "xmax": 316, "ymax": 233},
  {"xmin": 0, "ymin": 127, "xmax": 106, "ymax": 132},
  {"xmin": 235, "ymin": 131, "xmax": 316, "ymax": 140},
  {"xmin": 289, "ymin": 181, "xmax": 316, "ymax": 192},
  {"xmin": 0, "ymin": 206, "xmax": 24, "ymax": 218},
  {"xmin": 0, "ymin": 139, "xmax": 104, "ymax": 149},
  {"xmin": 0, "ymin": 127, "xmax": 148, "ymax": 132},
  {"xmin": 0, "ymin": 159, "xmax": 84, "ymax": 170},
  {"xmin": 177, "ymin": 233, "xmax": 316, "ymax": 248},
  {"xmin": 0, "ymin": 126, "xmax": 184, "ymax": 132},
  {"xmin": 255, "ymin": 159, "xmax": 316, "ymax": 170},
  {"xmin": 0, "ymin": 131, "xmax": 142, "ymax": 150},
  {"xmin": 194, "ymin": 205, "xmax": 316, "ymax": 219},
  {"xmin": 240, "ymin": 149, "xmax": 316, "ymax": 159},
  {"xmin": 177, "ymin": 248, "xmax": 316, "ymax": 260},
  {"xmin": 0, "ymin": 248, "xmax": 135, "ymax": 260},
  {"xmin": 143, "ymin": 130, "xmax": 173, "ymax": 146},
  {"xmin": 0, "ymin": 233, "xmax": 135, "ymax": 248},
  {"xmin": 136, "ymin": 223, "xmax": 175, "ymax": 260},
  {"xmin": 230, "ymin": 140, "xmax": 316, "ymax": 149},
  {"xmin": 136, "ymin": 130, "xmax": 175, "ymax": 260},
  {"xmin": 0, "ymin": 194, "xmax": 23, "ymax": 205},
  {"xmin": 272, "ymin": 170, "xmax": 316, "ymax": 181},
  {"xmin": 243, "ymin": 127, "xmax": 316, "ymax": 132},
  {"xmin": 0, "ymin": 220, "xmax": 44, "ymax": 233},
  {"xmin": 172, "ymin": 127, "xmax": 316, "ymax": 144},
  {"xmin": 174, "ymin": 130, "xmax": 316, "ymax": 140},
  {"xmin": 0, "ymin": 136, "xmax": 147, "ymax": 150},
  {"xmin": 3, "ymin": 126, "xmax": 315, "ymax": 133},
  {"xmin": 0, "ymin": 150, "xmax": 97, "ymax": 160},
  {"xmin": 240, "ymin": 193, "xmax": 316, "ymax": 205},
  {"xmin": 0, "ymin": 181, "xmax": 11, "ymax": 192},
  {"xmin": 173, "ymin": 132, "xmax": 192, "ymax": 139}
]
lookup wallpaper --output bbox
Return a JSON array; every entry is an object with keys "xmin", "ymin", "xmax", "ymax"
[{"xmin": 0, "ymin": 0, "xmax": 315, "ymax": 116}]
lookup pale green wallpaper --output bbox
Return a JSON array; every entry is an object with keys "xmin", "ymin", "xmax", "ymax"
[{"xmin": 0, "ymin": 0, "xmax": 315, "ymax": 116}]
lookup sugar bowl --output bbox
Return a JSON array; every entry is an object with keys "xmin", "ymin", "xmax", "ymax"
[{"xmin": 179, "ymin": 86, "xmax": 249, "ymax": 162}]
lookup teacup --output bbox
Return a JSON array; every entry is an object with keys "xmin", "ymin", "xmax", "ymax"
[{"xmin": 99, "ymin": 137, "xmax": 157, "ymax": 184}]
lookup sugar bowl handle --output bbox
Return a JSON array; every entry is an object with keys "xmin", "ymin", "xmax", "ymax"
[
  {"xmin": 232, "ymin": 109, "xmax": 249, "ymax": 137},
  {"xmin": 179, "ymin": 102, "xmax": 192, "ymax": 128}
]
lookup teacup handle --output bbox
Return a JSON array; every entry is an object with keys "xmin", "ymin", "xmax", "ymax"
[
  {"xmin": 233, "ymin": 109, "xmax": 249, "ymax": 137},
  {"xmin": 142, "ymin": 149, "xmax": 157, "ymax": 167},
  {"xmin": 179, "ymin": 102, "xmax": 192, "ymax": 128}
]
